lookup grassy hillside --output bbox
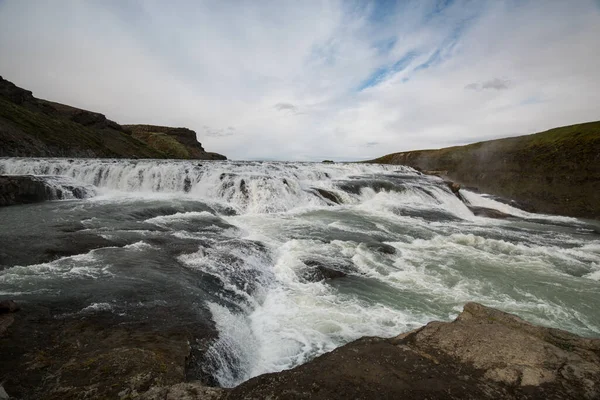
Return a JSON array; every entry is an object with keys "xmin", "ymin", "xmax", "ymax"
[
  {"xmin": 0, "ymin": 97, "xmax": 164, "ymax": 158},
  {"xmin": 370, "ymin": 122, "xmax": 600, "ymax": 219},
  {"xmin": 0, "ymin": 76, "xmax": 226, "ymax": 160}
]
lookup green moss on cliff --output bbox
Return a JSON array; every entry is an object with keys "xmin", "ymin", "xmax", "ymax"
[
  {"xmin": 370, "ymin": 121, "xmax": 600, "ymax": 218},
  {"xmin": 0, "ymin": 76, "xmax": 227, "ymax": 159},
  {"xmin": 0, "ymin": 98, "xmax": 166, "ymax": 158},
  {"xmin": 131, "ymin": 130, "xmax": 190, "ymax": 159}
]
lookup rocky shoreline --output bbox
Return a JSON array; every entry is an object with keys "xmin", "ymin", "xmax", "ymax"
[{"xmin": 1, "ymin": 301, "xmax": 598, "ymax": 399}]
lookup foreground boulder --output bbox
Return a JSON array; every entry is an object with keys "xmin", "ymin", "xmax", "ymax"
[{"xmin": 228, "ymin": 303, "xmax": 600, "ymax": 399}]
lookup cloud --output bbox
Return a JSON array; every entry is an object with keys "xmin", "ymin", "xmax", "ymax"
[
  {"xmin": 0, "ymin": 0, "xmax": 598, "ymax": 161},
  {"xmin": 466, "ymin": 78, "xmax": 511, "ymax": 91},
  {"xmin": 274, "ymin": 103, "xmax": 299, "ymax": 113},
  {"xmin": 203, "ymin": 125, "xmax": 236, "ymax": 137}
]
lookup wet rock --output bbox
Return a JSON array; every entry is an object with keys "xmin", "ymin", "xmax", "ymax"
[
  {"xmin": 239, "ymin": 179, "xmax": 249, "ymax": 199},
  {"xmin": 0, "ymin": 300, "xmax": 20, "ymax": 314},
  {"xmin": 364, "ymin": 242, "xmax": 397, "ymax": 255},
  {"xmin": 183, "ymin": 176, "xmax": 192, "ymax": 193},
  {"xmin": 0, "ymin": 175, "xmax": 52, "ymax": 206},
  {"xmin": 0, "ymin": 175, "xmax": 92, "ymax": 206},
  {"xmin": 469, "ymin": 206, "xmax": 512, "ymax": 219},
  {"xmin": 322, "ymin": 160, "xmax": 334, "ymax": 164},
  {"xmin": 446, "ymin": 180, "xmax": 461, "ymax": 194},
  {"xmin": 301, "ymin": 260, "xmax": 347, "ymax": 282},
  {"xmin": 229, "ymin": 303, "xmax": 600, "ymax": 399},
  {"xmin": 314, "ymin": 188, "xmax": 342, "ymax": 205}
]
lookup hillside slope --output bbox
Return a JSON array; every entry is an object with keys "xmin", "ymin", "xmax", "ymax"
[
  {"xmin": 0, "ymin": 76, "xmax": 226, "ymax": 160},
  {"xmin": 370, "ymin": 122, "xmax": 600, "ymax": 219}
]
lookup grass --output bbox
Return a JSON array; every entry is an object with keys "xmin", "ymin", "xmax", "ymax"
[
  {"xmin": 0, "ymin": 98, "xmax": 167, "ymax": 158},
  {"xmin": 368, "ymin": 121, "xmax": 600, "ymax": 218},
  {"xmin": 131, "ymin": 130, "xmax": 190, "ymax": 159}
]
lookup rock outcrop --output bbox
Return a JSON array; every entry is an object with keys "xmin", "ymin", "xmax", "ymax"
[
  {"xmin": 124, "ymin": 125, "xmax": 227, "ymax": 160},
  {"xmin": 227, "ymin": 302, "xmax": 600, "ymax": 399},
  {"xmin": 0, "ymin": 175, "xmax": 93, "ymax": 207},
  {"xmin": 2, "ymin": 302, "xmax": 598, "ymax": 399},
  {"xmin": 370, "ymin": 121, "xmax": 600, "ymax": 219},
  {"xmin": 0, "ymin": 76, "xmax": 226, "ymax": 160}
]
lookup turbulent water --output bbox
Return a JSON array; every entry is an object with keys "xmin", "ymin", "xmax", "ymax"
[{"xmin": 1, "ymin": 158, "xmax": 599, "ymax": 387}]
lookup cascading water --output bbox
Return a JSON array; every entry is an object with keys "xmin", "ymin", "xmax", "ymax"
[{"xmin": 1, "ymin": 157, "xmax": 599, "ymax": 388}]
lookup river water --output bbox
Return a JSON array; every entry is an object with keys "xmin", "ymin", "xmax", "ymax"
[{"xmin": 0, "ymin": 158, "xmax": 599, "ymax": 387}]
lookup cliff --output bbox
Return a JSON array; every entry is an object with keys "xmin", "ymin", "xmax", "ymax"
[
  {"xmin": 123, "ymin": 125, "xmax": 226, "ymax": 160},
  {"xmin": 0, "ymin": 76, "xmax": 226, "ymax": 160},
  {"xmin": 369, "ymin": 122, "xmax": 600, "ymax": 219}
]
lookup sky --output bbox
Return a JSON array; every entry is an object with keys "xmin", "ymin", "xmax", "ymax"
[{"xmin": 0, "ymin": 0, "xmax": 599, "ymax": 161}]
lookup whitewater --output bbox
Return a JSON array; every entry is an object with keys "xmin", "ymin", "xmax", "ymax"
[{"xmin": 1, "ymin": 158, "xmax": 599, "ymax": 387}]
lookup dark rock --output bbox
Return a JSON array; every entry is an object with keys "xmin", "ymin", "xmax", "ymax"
[
  {"xmin": 445, "ymin": 180, "xmax": 461, "ymax": 195},
  {"xmin": 70, "ymin": 109, "xmax": 122, "ymax": 131},
  {"xmin": 0, "ymin": 175, "xmax": 54, "ymax": 206},
  {"xmin": 140, "ymin": 383, "xmax": 224, "ymax": 400},
  {"xmin": 0, "ymin": 300, "xmax": 20, "ymax": 314},
  {"xmin": 364, "ymin": 242, "xmax": 397, "ymax": 255},
  {"xmin": 239, "ymin": 179, "xmax": 249, "ymax": 199},
  {"xmin": 301, "ymin": 260, "xmax": 348, "ymax": 282},
  {"xmin": 183, "ymin": 176, "xmax": 192, "ymax": 193},
  {"xmin": 0, "ymin": 175, "xmax": 92, "ymax": 207},
  {"xmin": 0, "ymin": 76, "xmax": 35, "ymax": 105},
  {"xmin": 0, "ymin": 303, "xmax": 217, "ymax": 400},
  {"xmin": 314, "ymin": 188, "xmax": 342, "ymax": 205},
  {"xmin": 229, "ymin": 303, "xmax": 600, "ymax": 399},
  {"xmin": 322, "ymin": 160, "xmax": 334, "ymax": 164},
  {"xmin": 469, "ymin": 206, "xmax": 512, "ymax": 219}
]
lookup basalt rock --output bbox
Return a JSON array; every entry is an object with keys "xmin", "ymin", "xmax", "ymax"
[
  {"xmin": 0, "ymin": 175, "xmax": 56, "ymax": 206},
  {"xmin": 228, "ymin": 303, "xmax": 600, "ymax": 400},
  {"xmin": 469, "ymin": 205, "xmax": 512, "ymax": 219},
  {"xmin": 301, "ymin": 260, "xmax": 348, "ymax": 282},
  {"xmin": 2, "ymin": 303, "xmax": 598, "ymax": 399},
  {"xmin": 313, "ymin": 188, "xmax": 343, "ymax": 205},
  {"xmin": 0, "ymin": 175, "xmax": 91, "ymax": 207},
  {"xmin": 0, "ymin": 300, "xmax": 20, "ymax": 314}
]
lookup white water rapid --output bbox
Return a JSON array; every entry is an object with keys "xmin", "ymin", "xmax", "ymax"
[{"xmin": 1, "ymin": 157, "xmax": 599, "ymax": 387}]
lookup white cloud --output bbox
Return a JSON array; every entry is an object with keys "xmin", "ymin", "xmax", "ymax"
[{"xmin": 0, "ymin": 0, "xmax": 599, "ymax": 160}]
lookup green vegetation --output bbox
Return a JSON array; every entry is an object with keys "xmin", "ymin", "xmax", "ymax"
[
  {"xmin": 0, "ymin": 97, "xmax": 166, "ymax": 158},
  {"xmin": 0, "ymin": 76, "xmax": 226, "ymax": 159},
  {"xmin": 369, "ymin": 121, "xmax": 600, "ymax": 218},
  {"xmin": 131, "ymin": 130, "xmax": 190, "ymax": 159}
]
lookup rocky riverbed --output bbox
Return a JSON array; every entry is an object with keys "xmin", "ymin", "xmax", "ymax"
[{"xmin": 1, "ymin": 302, "xmax": 599, "ymax": 399}]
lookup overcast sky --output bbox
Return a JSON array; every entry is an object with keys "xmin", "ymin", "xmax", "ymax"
[{"xmin": 1, "ymin": 0, "xmax": 599, "ymax": 161}]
